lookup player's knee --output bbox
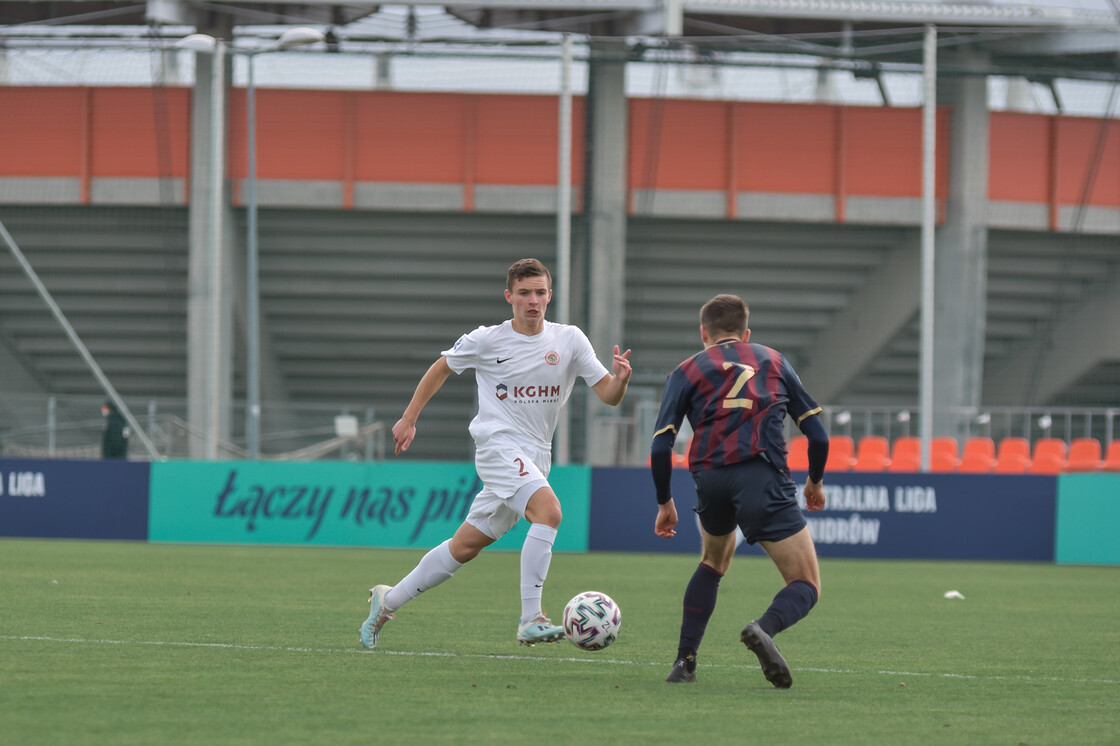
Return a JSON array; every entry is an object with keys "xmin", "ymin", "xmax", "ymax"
[
  {"xmin": 699, "ymin": 552, "xmax": 732, "ymax": 575},
  {"xmin": 525, "ymin": 499, "xmax": 562, "ymax": 528},
  {"xmin": 540, "ymin": 505, "xmax": 562, "ymax": 528},
  {"xmin": 448, "ymin": 541, "xmax": 480, "ymax": 564}
]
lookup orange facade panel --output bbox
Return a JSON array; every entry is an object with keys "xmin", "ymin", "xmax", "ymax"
[
  {"xmin": 733, "ymin": 103, "xmax": 837, "ymax": 194},
  {"xmin": 474, "ymin": 94, "xmax": 585, "ymax": 185},
  {"xmin": 0, "ymin": 87, "xmax": 88, "ymax": 177},
  {"xmin": 629, "ymin": 99, "xmax": 730, "ymax": 191},
  {"xmin": 1053, "ymin": 117, "xmax": 1120, "ymax": 207},
  {"xmin": 3, "ymin": 86, "xmax": 1118, "ymax": 215},
  {"xmin": 351, "ymin": 92, "xmax": 471, "ymax": 184},
  {"xmin": 89, "ymin": 87, "xmax": 191, "ymax": 178},
  {"xmin": 843, "ymin": 106, "xmax": 951, "ymax": 198},
  {"xmin": 229, "ymin": 89, "xmax": 349, "ymax": 181},
  {"xmin": 989, "ymin": 112, "xmax": 1052, "ymax": 203}
]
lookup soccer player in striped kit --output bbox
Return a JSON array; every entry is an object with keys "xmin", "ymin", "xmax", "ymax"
[{"xmin": 650, "ymin": 294, "xmax": 828, "ymax": 688}]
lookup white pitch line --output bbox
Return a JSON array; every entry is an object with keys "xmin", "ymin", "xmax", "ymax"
[{"xmin": 3, "ymin": 635, "xmax": 1118, "ymax": 686}]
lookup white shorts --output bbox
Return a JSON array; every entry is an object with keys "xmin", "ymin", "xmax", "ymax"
[{"xmin": 466, "ymin": 437, "xmax": 552, "ymax": 540}]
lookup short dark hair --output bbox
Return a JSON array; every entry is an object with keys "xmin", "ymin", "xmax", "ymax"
[
  {"xmin": 507, "ymin": 258, "xmax": 552, "ymax": 291},
  {"xmin": 700, "ymin": 294, "xmax": 749, "ymax": 337}
]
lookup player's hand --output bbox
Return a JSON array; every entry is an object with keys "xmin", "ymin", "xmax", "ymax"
[
  {"xmin": 655, "ymin": 499, "xmax": 678, "ymax": 538},
  {"xmin": 392, "ymin": 417, "xmax": 416, "ymax": 455},
  {"xmin": 612, "ymin": 345, "xmax": 632, "ymax": 382},
  {"xmin": 804, "ymin": 477, "xmax": 826, "ymax": 512}
]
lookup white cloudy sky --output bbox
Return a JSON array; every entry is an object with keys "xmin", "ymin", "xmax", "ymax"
[{"xmin": 1, "ymin": 2, "xmax": 1117, "ymax": 116}]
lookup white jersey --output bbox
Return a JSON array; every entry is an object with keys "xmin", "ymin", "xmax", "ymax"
[{"xmin": 443, "ymin": 319, "xmax": 610, "ymax": 451}]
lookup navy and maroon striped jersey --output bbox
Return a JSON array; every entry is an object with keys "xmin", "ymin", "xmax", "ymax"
[{"xmin": 652, "ymin": 339, "xmax": 821, "ymax": 473}]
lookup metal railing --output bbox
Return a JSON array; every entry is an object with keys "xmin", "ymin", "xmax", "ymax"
[
  {"xmin": 0, "ymin": 395, "xmax": 386, "ymax": 462},
  {"xmin": 597, "ymin": 400, "xmax": 1120, "ymax": 467},
  {"xmin": 2, "ymin": 393, "xmax": 1116, "ymax": 465}
]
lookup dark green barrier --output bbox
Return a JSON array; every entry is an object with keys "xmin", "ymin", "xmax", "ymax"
[
  {"xmin": 1055, "ymin": 473, "xmax": 1120, "ymax": 565},
  {"xmin": 11, "ymin": 458, "xmax": 1117, "ymax": 566},
  {"xmin": 149, "ymin": 460, "xmax": 590, "ymax": 551}
]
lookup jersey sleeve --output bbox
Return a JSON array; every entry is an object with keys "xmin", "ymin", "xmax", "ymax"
[
  {"xmin": 442, "ymin": 326, "xmax": 486, "ymax": 375},
  {"xmin": 652, "ymin": 368, "xmax": 690, "ymax": 446},
  {"xmin": 569, "ymin": 327, "xmax": 611, "ymax": 386},
  {"xmin": 649, "ymin": 368, "xmax": 690, "ymax": 503},
  {"xmin": 781, "ymin": 356, "xmax": 822, "ymax": 424}
]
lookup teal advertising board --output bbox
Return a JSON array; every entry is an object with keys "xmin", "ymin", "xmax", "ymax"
[
  {"xmin": 149, "ymin": 461, "xmax": 590, "ymax": 551},
  {"xmin": 1055, "ymin": 473, "xmax": 1120, "ymax": 565}
]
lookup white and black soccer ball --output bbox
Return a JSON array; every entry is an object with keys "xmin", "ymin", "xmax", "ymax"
[{"xmin": 562, "ymin": 591, "xmax": 621, "ymax": 651}]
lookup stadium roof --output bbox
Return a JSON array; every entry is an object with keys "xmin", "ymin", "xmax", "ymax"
[{"xmin": 1, "ymin": 0, "xmax": 1118, "ymax": 81}]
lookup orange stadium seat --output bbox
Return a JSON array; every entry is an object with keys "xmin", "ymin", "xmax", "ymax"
[
  {"xmin": 994, "ymin": 437, "xmax": 1032, "ymax": 473},
  {"xmin": 1103, "ymin": 441, "xmax": 1120, "ymax": 472},
  {"xmin": 1065, "ymin": 438, "xmax": 1103, "ymax": 472},
  {"xmin": 888, "ymin": 437, "xmax": 921, "ymax": 472},
  {"xmin": 786, "ymin": 436, "xmax": 809, "ymax": 471},
  {"xmin": 1028, "ymin": 438, "xmax": 1068, "ymax": 475},
  {"xmin": 958, "ymin": 437, "xmax": 997, "ymax": 473},
  {"xmin": 826, "ymin": 435, "xmax": 856, "ymax": 472},
  {"xmin": 930, "ymin": 437, "xmax": 961, "ymax": 472},
  {"xmin": 853, "ymin": 436, "xmax": 891, "ymax": 472},
  {"xmin": 885, "ymin": 437, "xmax": 958, "ymax": 472}
]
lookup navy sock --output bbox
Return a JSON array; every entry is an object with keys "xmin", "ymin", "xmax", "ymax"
[
  {"xmin": 757, "ymin": 580, "xmax": 818, "ymax": 638},
  {"xmin": 678, "ymin": 563, "xmax": 723, "ymax": 656}
]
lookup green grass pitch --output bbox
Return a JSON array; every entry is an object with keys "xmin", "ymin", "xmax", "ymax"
[{"xmin": 2, "ymin": 538, "xmax": 1118, "ymax": 745}]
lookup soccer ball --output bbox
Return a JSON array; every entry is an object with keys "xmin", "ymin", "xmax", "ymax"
[{"xmin": 562, "ymin": 591, "xmax": 621, "ymax": 651}]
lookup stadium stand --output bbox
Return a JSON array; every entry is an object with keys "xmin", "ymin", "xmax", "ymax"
[
  {"xmin": 994, "ymin": 437, "xmax": 1032, "ymax": 473},
  {"xmin": 887, "ymin": 437, "xmax": 921, "ymax": 472},
  {"xmin": 958, "ymin": 437, "xmax": 997, "ymax": 473},
  {"xmin": 826, "ymin": 435, "xmax": 856, "ymax": 472},
  {"xmin": 853, "ymin": 436, "xmax": 891, "ymax": 472},
  {"xmin": 1028, "ymin": 438, "xmax": 1068, "ymax": 475},
  {"xmin": 1102, "ymin": 441, "xmax": 1120, "ymax": 472},
  {"xmin": 930, "ymin": 437, "xmax": 962, "ymax": 472},
  {"xmin": 787, "ymin": 435, "xmax": 809, "ymax": 471}
]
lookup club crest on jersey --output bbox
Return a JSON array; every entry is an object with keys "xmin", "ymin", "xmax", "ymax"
[
  {"xmin": 545, "ymin": 351, "xmax": 560, "ymax": 365},
  {"xmin": 495, "ymin": 383, "xmax": 508, "ymax": 400}
]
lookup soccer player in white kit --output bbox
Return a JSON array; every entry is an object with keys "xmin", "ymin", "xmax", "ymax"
[{"xmin": 360, "ymin": 258, "xmax": 632, "ymax": 648}]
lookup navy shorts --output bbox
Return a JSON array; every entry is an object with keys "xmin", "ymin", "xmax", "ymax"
[{"xmin": 691, "ymin": 457, "xmax": 807, "ymax": 544}]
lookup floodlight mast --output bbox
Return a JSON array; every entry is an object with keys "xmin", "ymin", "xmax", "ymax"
[
  {"xmin": 177, "ymin": 28, "xmax": 324, "ymax": 460},
  {"xmin": 244, "ymin": 27, "xmax": 325, "ymax": 459}
]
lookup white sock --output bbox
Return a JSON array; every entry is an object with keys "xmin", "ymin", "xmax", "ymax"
[
  {"xmin": 520, "ymin": 523, "xmax": 558, "ymax": 622},
  {"xmin": 385, "ymin": 539, "xmax": 463, "ymax": 610}
]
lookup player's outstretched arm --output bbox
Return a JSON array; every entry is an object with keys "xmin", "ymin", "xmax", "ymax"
[
  {"xmin": 592, "ymin": 345, "xmax": 632, "ymax": 406},
  {"xmin": 392, "ymin": 357, "xmax": 452, "ymax": 455}
]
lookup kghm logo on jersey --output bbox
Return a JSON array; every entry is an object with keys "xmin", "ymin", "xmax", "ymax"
[
  {"xmin": 545, "ymin": 351, "xmax": 560, "ymax": 365},
  {"xmin": 512, "ymin": 385, "xmax": 561, "ymax": 400},
  {"xmin": 495, "ymin": 381, "xmax": 561, "ymax": 404}
]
